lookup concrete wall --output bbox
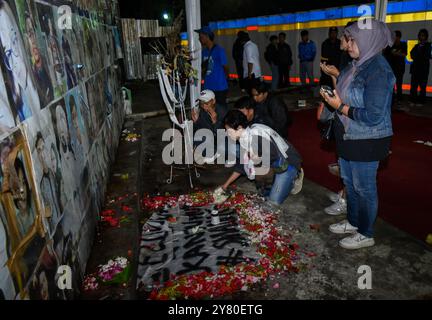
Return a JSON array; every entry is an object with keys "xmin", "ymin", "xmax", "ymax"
[{"xmin": 0, "ymin": 0, "xmax": 124, "ymax": 300}]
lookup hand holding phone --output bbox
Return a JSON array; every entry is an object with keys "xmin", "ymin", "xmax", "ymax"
[{"xmin": 320, "ymin": 85, "xmax": 335, "ymax": 97}]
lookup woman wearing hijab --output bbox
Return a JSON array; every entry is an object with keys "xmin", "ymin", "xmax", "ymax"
[{"xmin": 319, "ymin": 19, "xmax": 395, "ymax": 250}]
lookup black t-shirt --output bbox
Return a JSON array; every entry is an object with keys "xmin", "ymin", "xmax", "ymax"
[
  {"xmin": 277, "ymin": 42, "xmax": 293, "ymax": 66},
  {"xmin": 410, "ymin": 42, "xmax": 432, "ymax": 76},
  {"xmin": 321, "ymin": 38, "xmax": 342, "ymax": 68},
  {"xmin": 385, "ymin": 41, "xmax": 407, "ymax": 73},
  {"xmin": 334, "ymin": 115, "xmax": 392, "ymax": 162}
]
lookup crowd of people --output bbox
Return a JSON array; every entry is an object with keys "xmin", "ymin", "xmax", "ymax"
[{"xmin": 191, "ymin": 21, "xmax": 430, "ymax": 251}]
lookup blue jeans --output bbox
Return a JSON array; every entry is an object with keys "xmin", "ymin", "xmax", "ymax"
[
  {"xmin": 339, "ymin": 158, "xmax": 380, "ymax": 238},
  {"xmin": 270, "ymin": 63, "xmax": 279, "ymax": 91},
  {"xmin": 268, "ymin": 164, "xmax": 298, "ymax": 205},
  {"xmin": 300, "ymin": 61, "xmax": 314, "ymax": 86}
]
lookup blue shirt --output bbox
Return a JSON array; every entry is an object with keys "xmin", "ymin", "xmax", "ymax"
[
  {"xmin": 202, "ymin": 45, "xmax": 228, "ymax": 91},
  {"xmin": 298, "ymin": 41, "xmax": 316, "ymax": 62}
]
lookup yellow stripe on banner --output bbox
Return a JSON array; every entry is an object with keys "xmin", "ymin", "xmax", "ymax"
[
  {"xmin": 214, "ymin": 11, "xmax": 432, "ymax": 36},
  {"xmin": 385, "ymin": 11, "xmax": 432, "ymax": 23},
  {"xmin": 262, "ymin": 17, "xmax": 361, "ymax": 32},
  {"xmin": 181, "ymin": 40, "xmax": 189, "ymax": 47},
  {"xmin": 216, "ymin": 28, "xmax": 247, "ymax": 36}
]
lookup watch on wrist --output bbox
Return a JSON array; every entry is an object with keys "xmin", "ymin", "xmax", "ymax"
[{"xmin": 337, "ymin": 103, "xmax": 345, "ymax": 115}]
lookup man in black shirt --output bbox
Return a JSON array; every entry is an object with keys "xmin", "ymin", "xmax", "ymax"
[
  {"xmin": 385, "ymin": 30, "xmax": 407, "ymax": 102},
  {"xmin": 250, "ymin": 82, "xmax": 292, "ymax": 140},
  {"xmin": 232, "ymin": 31, "xmax": 248, "ymax": 90},
  {"xmin": 277, "ymin": 32, "xmax": 293, "ymax": 88},
  {"xmin": 410, "ymin": 29, "xmax": 431, "ymax": 105},
  {"xmin": 320, "ymin": 27, "xmax": 342, "ymax": 88},
  {"xmin": 234, "ymin": 96, "xmax": 273, "ymax": 128},
  {"xmin": 265, "ymin": 35, "xmax": 280, "ymax": 91}
]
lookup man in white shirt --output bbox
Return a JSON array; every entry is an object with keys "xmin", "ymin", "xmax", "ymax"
[{"xmin": 242, "ymin": 33, "xmax": 262, "ymax": 93}]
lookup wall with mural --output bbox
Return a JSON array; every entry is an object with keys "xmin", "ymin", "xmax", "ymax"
[{"xmin": 0, "ymin": 0, "xmax": 124, "ymax": 300}]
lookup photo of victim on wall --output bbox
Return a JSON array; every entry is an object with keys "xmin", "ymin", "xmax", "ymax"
[{"xmin": 0, "ymin": 128, "xmax": 46, "ymax": 299}]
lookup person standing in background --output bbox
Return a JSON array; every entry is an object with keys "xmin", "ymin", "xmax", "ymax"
[
  {"xmin": 385, "ymin": 30, "xmax": 407, "ymax": 103},
  {"xmin": 243, "ymin": 33, "xmax": 262, "ymax": 94},
  {"xmin": 409, "ymin": 29, "xmax": 431, "ymax": 106},
  {"xmin": 232, "ymin": 31, "xmax": 248, "ymax": 90},
  {"xmin": 264, "ymin": 35, "xmax": 280, "ymax": 91},
  {"xmin": 251, "ymin": 81, "xmax": 292, "ymax": 140},
  {"xmin": 196, "ymin": 26, "xmax": 229, "ymax": 105},
  {"xmin": 320, "ymin": 27, "xmax": 342, "ymax": 88},
  {"xmin": 277, "ymin": 32, "xmax": 293, "ymax": 88},
  {"xmin": 298, "ymin": 30, "xmax": 317, "ymax": 86}
]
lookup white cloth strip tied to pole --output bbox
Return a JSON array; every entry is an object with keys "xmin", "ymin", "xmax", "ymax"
[
  {"xmin": 159, "ymin": 64, "xmax": 180, "ymax": 104},
  {"xmin": 157, "ymin": 66, "xmax": 185, "ymax": 129},
  {"xmin": 156, "ymin": 55, "xmax": 199, "ymax": 187},
  {"xmin": 175, "ymin": 71, "xmax": 188, "ymax": 104}
]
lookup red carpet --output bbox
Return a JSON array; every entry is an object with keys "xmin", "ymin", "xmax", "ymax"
[{"xmin": 288, "ymin": 109, "xmax": 432, "ymax": 241}]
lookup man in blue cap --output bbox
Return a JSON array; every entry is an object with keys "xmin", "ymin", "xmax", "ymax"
[{"xmin": 195, "ymin": 26, "xmax": 229, "ymax": 105}]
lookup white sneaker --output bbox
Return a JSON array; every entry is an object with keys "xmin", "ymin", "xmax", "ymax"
[
  {"xmin": 329, "ymin": 220, "xmax": 358, "ymax": 235},
  {"xmin": 290, "ymin": 168, "xmax": 304, "ymax": 195},
  {"xmin": 324, "ymin": 197, "xmax": 347, "ymax": 216},
  {"xmin": 328, "ymin": 190, "xmax": 343, "ymax": 203},
  {"xmin": 339, "ymin": 232, "xmax": 375, "ymax": 250}
]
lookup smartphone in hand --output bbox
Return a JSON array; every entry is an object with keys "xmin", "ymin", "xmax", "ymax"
[{"xmin": 320, "ymin": 85, "xmax": 335, "ymax": 97}]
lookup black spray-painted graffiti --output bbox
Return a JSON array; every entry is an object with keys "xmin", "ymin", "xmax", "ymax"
[{"xmin": 136, "ymin": 205, "xmax": 258, "ymax": 290}]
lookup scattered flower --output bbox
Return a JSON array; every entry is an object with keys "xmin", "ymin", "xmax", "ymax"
[
  {"xmin": 97, "ymin": 257, "xmax": 131, "ymax": 284},
  {"xmin": 140, "ymin": 191, "xmax": 314, "ymax": 300},
  {"xmin": 83, "ymin": 275, "xmax": 99, "ymax": 291}
]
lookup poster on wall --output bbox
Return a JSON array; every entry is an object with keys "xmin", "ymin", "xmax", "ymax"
[
  {"xmin": 0, "ymin": 68, "xmax": 16, "ymax": 137},
  {"xmin": 60, "ymin": 25, "xmax": 78, "ymax": 90},
  {"xmin": 75, "ymin": 82, "xmax": 95, "ymax": 148},
  {"xmin": 84, "ymin": 78, "xmax": 99, "ymax": 141},
  {"xmin": 25, "ymin": 111, "xmax": 66, "ymax": 239},
  {"xmin": 36, "ymin": 2, "xmax": 67, "ymax": 99},
  {"xmin": 65, "ymin": 88, "xmax": 90, "ymax": 158},
  {"xmin": 0, "ymin": 203, "xmax": 16, "ymax": 300},
  {"xmin": 51, "ymin": 210, "xmax": 82, "ymax": 299},
  {"xmin": 0, "ymin": 0, "xmax": 41, "ymax": 124},
  {"xmin": 0, "ymin": 128, "xmax": 46, "ymax": 299},
  {"xmin": 14, "ymin": 0, "xmax": 54, "ymax": 109},
  {"xmin": 27, "ymin": 244, "xmax": 63, "ymax": 300},
  {"xmin": 81, "ymin": 18, "xmax": 99, "ymax": 77},
  {"xmin": 49, "ymin": 99, "xmax": 78, "ymax": 204}
]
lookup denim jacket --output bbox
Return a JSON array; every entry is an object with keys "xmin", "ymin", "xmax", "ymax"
[{"xmin": 321, "ymin": 54, "xmax": 395, "ymax": 140}]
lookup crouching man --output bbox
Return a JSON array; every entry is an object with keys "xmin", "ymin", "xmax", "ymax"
[
  {"xmin": 192, "ymin": 90, "xmax": 228, "ymax": 163},
  {"xmin": 214, "ymin": 110, "xmax": 303, "ymax": 206}
]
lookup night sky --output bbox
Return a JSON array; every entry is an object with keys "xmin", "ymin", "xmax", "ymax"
[{"xmin": 119, "ymin": 0, "xmax": 373, "ymax": 25}]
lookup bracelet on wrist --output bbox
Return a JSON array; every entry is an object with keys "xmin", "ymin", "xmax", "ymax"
[{"xmin": 337, "ymin": 103, "xmax": 345, "ymax": 115}]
